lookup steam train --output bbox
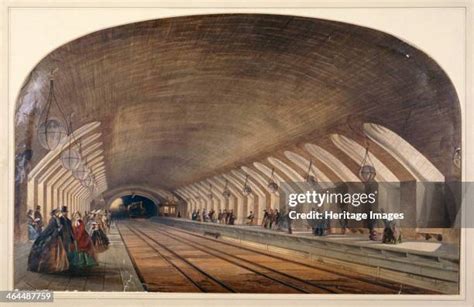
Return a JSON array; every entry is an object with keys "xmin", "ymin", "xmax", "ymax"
[{"xmin": 127, "ymin": 201, "xmax": 146, "ymax": 218}]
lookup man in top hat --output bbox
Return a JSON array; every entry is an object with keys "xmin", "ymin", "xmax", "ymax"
[
  {"xmin": 34, "ymin": 205, "xmax": 43, "ymax": 233},
  {"xmin": 59, "ymin": 205, "xmax": 76, "ymax": 258}
]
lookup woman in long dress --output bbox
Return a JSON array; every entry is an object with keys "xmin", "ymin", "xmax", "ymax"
[
  {"xmin": 27, "ymin": 209, "xmax": 38, "ymax": 241},
  {"xmin": 27, "ymin": 209, "xmax": 69, "ymax": 273},
  {"xmin": 91, "ymin": 221, "xmax": 110, "ymax": 253},
  {"xmin": 69, "ymin": 212, "xmax": 97, "ymax": 270}
]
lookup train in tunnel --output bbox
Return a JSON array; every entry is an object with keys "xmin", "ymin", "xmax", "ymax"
[{"xmin": 127, "ymin": 201, "xmax": 147, "ymax": 218}]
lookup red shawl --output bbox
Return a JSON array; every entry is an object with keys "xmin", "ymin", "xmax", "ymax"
[{"xmin": 73, "ymin": 219, "xmax": 94, "ymax": 252}]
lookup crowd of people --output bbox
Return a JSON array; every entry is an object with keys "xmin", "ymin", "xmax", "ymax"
[
  {"xmin": 191, "ymin": 209, "xmax": 237, "ymax": 225},
  {"xmin": 261, "ymin": 209, "xmax": 282, "ymax": 230},
  {"xmin": 27, "ymin": 206, "xmax": 111, "ymax": 273},
  {"xmin": 188, "ymin": 206, "xmax": 399, "ymax": 243},
  {"xmin": 190, "ymin": 208, "xmax": 290, "ymax": 231}
]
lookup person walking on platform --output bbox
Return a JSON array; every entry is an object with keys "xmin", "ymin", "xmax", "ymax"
[
  {"xmin": 59, "ymin": 206, "xmax": 77, "ymax": 262},
  {"xmin": 222, "ymin": 209, "xmax": 228, "ymax": 224},
  {"xmin": 274, "ymin": 209, "xmax": 281, "ymax": 230},
  {"xmin": 91, "ymin": 221, "xmax": 110, "ymax": 253},
  {"xmin": 228, "ymin": 210, "xmax": 235, "ymax": 225},
  {"xmin": 225, "ymin": 209, "xmax": 231, "ymax": 224},
  {"xmin": 262, "ymin": 209, "xmax": 269, "ymax": 228},
  {"xmin": 217, "ymin": 210, "xmax": 223, "ymax": 224},
  {"xmin": 70, "ymin": 212, "xmax": 97, "ymax": 270},
  {"xmin": 268, "ymin": 209, "xmax": 275, "ymax": 229},
  {"xmin": 28, "ymin": 209, "xmax": 69, "ymax": 273},
  {"xmin": 209, "ymin": 209, "xmax": 215, "ymax": 223},
  {"xmin": 27, "ymin": 209, "xmax": 38, "ymax": 241},
  {"xmin": 246, "ymin": 211, "xmax": 255, "ymax": 225},
  {"xmin": 314, "ymin": 209, "xmax": 327, "ymax": 236},
  {"xmin": 34, "ymin": 205, "xmax": 44, "ymax": 234}
]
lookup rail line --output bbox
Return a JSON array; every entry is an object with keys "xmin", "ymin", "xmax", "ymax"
[
  {"xmin": 125, "ymin": 223, "xmax": 329, "ymax": 293},
  {"xmin": 147, "ymin": 221, "xmax": 436, "ymax": 294},
  {"xmin": 118, "ymin": 220, "xmax": 436, "ymax": 294},
  {"xmin": 137, "ymin": 223, "xmax": 389, "ymax": 294},
  {"xmin": 119, "ymin": 224, "xmax": 235, "ymax": 292}
]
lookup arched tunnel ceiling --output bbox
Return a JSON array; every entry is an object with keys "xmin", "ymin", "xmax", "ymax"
[{"xmin": 15, "ymin": 14, "xmax": 461, "ymax": 193}]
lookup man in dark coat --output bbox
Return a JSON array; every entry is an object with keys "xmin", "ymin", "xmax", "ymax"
[
  {"xmin": 59, "ymin": 206, "xmax": 76, "ymax": 257},
  {"xmin": 34, "ymin": 205, "xmax": 43, "ymax": 233}
]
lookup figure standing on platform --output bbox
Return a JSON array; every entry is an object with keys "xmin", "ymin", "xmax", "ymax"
[
  {"xmin": 268, "ymin": 209, "xmax": 275, "ymax": 229},
  {"xmin": 262, "ymin": 209, "xmax": 269, "ymax": 228},
  {"xmin": 59, "ymin": 206, "xmax": 76, "ymax": 262},
  {"xmin": 381, "ymin": 209, "xmax": 402, "ymax": 244},
  {"xmin": 209, "ymin": 209, "xmax": 215, "ymax": 223},
  {"xmin": 228, "ymin": 210, "xmax": 235, "ymax": 225},
  {"xmin": 27, "ymin": 209, "xmax": 70, "ymax": 273},
  {"xmin": 34, "ymin": 205, "xmax": 43, "ymax": 234},
  {"xmin": 246, "ymin": 211, "xmax": 254, "ymax": 225},
  {"xmin": 274, "ymin": 209, "xmax": 281, "ymax": 230},
  {"xmin": 101, "ymin": 211, "xmax": 110, "ymax": 234},
  {"xmin": 222, "ymin": 209, "xmax": 228, "ymax": 224},
  {"xmin": 27, "ymin": 209, "xmax": 38, "ymax": 241},
  {"xmin": 314, "ymin": 209, "xmax": 327, "ymax": 236},
  {"xmin": 70, "ymin": 212, "xmax": 97, "ymax": 270},
  {"xmin": 91, "ymin": 221, "xmax": 110, "ymax": 253},
  {"xmin": 217, "ymin": 210, "xmax": 223, "ymax": 224}
]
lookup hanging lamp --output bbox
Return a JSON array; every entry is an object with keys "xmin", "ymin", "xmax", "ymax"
[
  {"xmin": 60, "ymin": 114, "xmax": 82, "ymax": 170},
  {"xmin": 208, "ymin": 184, "xmax": 213, "ymax": 200},
  {"xmin": 222, "ymin": 179, "xmax": 231, "ymax": 198},
  {"xmin": 81, "ymin": 174, "xmax": 94, "ymax": 188},
  {"xmin": 72, "ymin": 161, "xmax": 90, "ymax": 180},
  {"xmin": 267, "ymin": 168, "xmax": 279, "ymax": 193},
  {"xmin": 242, "ymin": 174, "xmax": 252, "ymax": 196},
  {"xmin": 36, "ymin": 74, "xmax": 67, "ymax": 150},
  {"xmin": 306, "ymin": 159, "xmax": 317, "ymax": 185},
  {"xmin": 359, "ymin": 146, "xmax": 376, "ymax": 182}
]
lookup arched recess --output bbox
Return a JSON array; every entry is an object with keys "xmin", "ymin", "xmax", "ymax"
[
  {"xmin": 330, "ymin": 133, "xmax": 403, "ymax": 213},
  {"xmin": 186, "ymin": 183, "xmax": 215, "ymax": 213},
  {"xmin": 175, "ymin": 189, "xmax": 197, "ymax": 218},
  {"xmin": 363, "ymin": 123, "xmax": 444, "ymax": 182},
  {"xmin": 26, "ymin": 123, "xmax": 108, "ymax": 223},
  {"xmin": 211, "ymin": 175, "xmax": 242, "ymax": 218},
  {"xmin": 182, "ymin": 186, "xmax": 205, "ymax": 214},
  {"xmin": 284, "ymin": 151, "xmax": 333, "ymax": 188},
  {"xmin": 241, "ymin": 166, "xmax": 275, "ymax": 210},
  {"xmin": 221, "ymin": 173, "xmax": 253, "ymax": 223},
  {"xmin": 105, "ymin": 192, "xmax": 160, "ymax": 217},
  {"xmin": 267, "ymin": 157, "xmax": 305, "ymax": 182},
  {"xmin": 330, "ymin": 134, "xmax": 399, "ymax": 182},
  {"xmin": 230, "ymin": 169, "xmax": 267, "ymax": 223},
  {"xmin": 252, "ymin": 162, "xmax": 297, "ymax": 212},
  {"xmin": 304, "ymin": 143, "xmax": 360, "ymax": 182},
  {"xmin": 363, "ymin": 123, "xmax": 454, "ymax": 226},
  {"xmin": 199, "ymin": 180, "xmax": 224, "ymax": 213},
  {"xmin": 104, "ymin": 186, "xmax": 164, "ymax": 211},
  {"xmin": 201, "ymin": 178, "xmax": 227, "ymax": 214}
]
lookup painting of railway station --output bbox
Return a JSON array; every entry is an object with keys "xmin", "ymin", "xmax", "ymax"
[{"xmin": 14, "ymin": 14, "xmax": 461, "ymax": 294}]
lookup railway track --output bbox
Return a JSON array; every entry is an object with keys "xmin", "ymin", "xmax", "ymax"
[
  {"xmin": 117, "ymin": 220, "xmax": 436, "ymax": 294},
  {"xmin": 148, "ymin": 222, "xmax": 434, "ymax": 294}
]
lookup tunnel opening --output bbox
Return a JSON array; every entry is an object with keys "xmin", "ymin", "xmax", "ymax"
[{"xmin": 110, "ymin": 194, "xmax": 158, "ymax": 219}]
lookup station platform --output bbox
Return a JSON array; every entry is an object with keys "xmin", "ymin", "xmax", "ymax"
[
  {"xmin": 14, "ymin": 223, "xmax": 144, "ymax": 292},
  {"xmin": 152, "ymin": 217, "xmax": 460, "ymax": 294}
]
